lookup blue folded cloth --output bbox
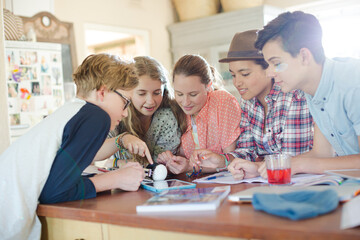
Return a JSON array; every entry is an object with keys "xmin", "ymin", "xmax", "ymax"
[{"xmin": 252, "ymin": 189, "xmax": 339, "ymax": 220}]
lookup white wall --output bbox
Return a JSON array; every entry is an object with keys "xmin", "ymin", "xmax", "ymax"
[
  {"xmin": 54, "ymin": 0, "xmax": 176, "ymax": 71},
  {"xmin": 5, "ymin": 0, "xmax": 54, "ymax": 16},
  {"xmin": 3, "ymin": 0, "xmax": 329, "ymax": 71},
  {"xmin": 265, "ymin": 0, "xmax": 324, "ymax": 8}
]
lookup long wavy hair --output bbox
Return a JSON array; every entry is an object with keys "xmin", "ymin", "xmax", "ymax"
[{"xmin": 115, "ymin": 56, "xmax": 182, "ymax": 163}]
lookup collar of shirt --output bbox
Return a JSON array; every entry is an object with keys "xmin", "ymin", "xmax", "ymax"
[
  {"xmin": 185, "ymin": 91, "xmax": 211, "ymax": 133},
  {"xmin": 307, "ymin": 58, "xmax": 333, "ymax": 105},
  {"xmin": 244, "ymin": 83, "xmax": 282, "ymax": 108}
]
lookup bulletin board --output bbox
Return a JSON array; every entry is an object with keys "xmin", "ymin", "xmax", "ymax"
[
  {"xmin": 20, "ymin": 11, "xmax": 78, "ymax": 83},
  {"xmin": 5, "ymin": 41, "xmax": 64, "ymax": 138}
]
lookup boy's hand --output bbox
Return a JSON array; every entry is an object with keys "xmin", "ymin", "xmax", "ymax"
[
  {"xmin": 122, "ymin": 134, "xmax": 153, "ymax": 164},
  {"xmin": 90, "ymin": 162, "xmax": 144, "ymax": 192},
  {"xmin": 227, "ymin": 158, "xmax": 261, "ymax": 179},
  {"xmin": 257, "ymin": 161, "xmax": 268, "ymax": 179},
  {"xmin": 114, "ymin": 162, "xmax": 144, "ymax": 191}
]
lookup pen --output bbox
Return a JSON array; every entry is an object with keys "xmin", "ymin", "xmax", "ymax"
[{"xmin": 205, "ymin": 173, "xmax": 230, "ymax": 180}]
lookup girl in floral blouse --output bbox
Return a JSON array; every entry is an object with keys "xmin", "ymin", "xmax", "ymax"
[{"xmin": 108, "ymin": 56, "xmax": 182, "ymax": 167}]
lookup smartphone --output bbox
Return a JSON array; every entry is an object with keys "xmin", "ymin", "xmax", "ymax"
[{"xmin": 141, "ymin": 179, "xmax": 196, "ymax": 193}]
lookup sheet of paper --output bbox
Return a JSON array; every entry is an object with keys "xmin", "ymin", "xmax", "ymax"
[
  {"xmin": 341, "ymin": 195, "xmax": 360, "ymax": 229},
  {"xmin": 194, "ymin": 172, "xmax": 336, "ymax": 185},
  {"xmin": 193, "ymin": 171, "xmax": 267, "ymax": 184}
]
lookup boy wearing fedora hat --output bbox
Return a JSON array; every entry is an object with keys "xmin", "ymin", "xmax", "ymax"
[
  {"xmin": 189, "ymin": 30, "xmax": 313, "ymax": 178},
  {"xmin": 254, "ymin": 11, "xmax": 360, "ymax": 176}
]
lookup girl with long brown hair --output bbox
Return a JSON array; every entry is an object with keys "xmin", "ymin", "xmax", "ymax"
[{"xmin": 108, "ymin": 56, "xmax": 182, "ymax": 167}]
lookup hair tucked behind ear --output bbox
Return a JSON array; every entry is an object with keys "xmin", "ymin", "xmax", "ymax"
[
  {"xmin": 173, "ymin": 54, "xmax": 224, "ymax": 91},
  {"xmin": 120, "ymin": 56, "xmax": 171, "ymax": 140},
  {"xmin": 171, "ymin": 54, "xmax": 224, "ymax": 134}
]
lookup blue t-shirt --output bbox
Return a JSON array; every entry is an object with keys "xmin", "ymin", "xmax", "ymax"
[
  {"xmin": 39, "ymin": 102, "xmax": 110, "ymax": 203},
  {"xmin": 0, "ymin": 99, "xmax": 110, "ymax": 239},
  {"xmin": 305, "ymin": 57, "xmax": 360, "ymax": 155}
]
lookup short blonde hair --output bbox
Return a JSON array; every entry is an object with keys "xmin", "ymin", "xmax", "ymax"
[{"xmin": 73, "ymin": 53, "xmax": 138, "ymax": 97}]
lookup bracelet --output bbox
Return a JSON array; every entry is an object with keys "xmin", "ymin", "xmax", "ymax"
[
  {"xmin": 115, "ymin": 132, "xmax": 129, "ymax": 150},
  {"xmin": 215, "ymin": 153, "xmax": 230, "ymax": 172},
  {"xmin": 224, "ymin": 153, "xmax": 230, "ymax": 167},
  {"xmin": 220, "ymin": 153, "xmax": 230, "ymax": 167}
]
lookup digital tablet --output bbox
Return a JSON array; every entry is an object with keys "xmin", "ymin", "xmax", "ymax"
[
  {"xmin": 141, "ymin": 179, "xmax": 196, "ymax": 193},
  {"xmin": 325, "ymin": 169, "xmax": 360, "ymax": 180}
]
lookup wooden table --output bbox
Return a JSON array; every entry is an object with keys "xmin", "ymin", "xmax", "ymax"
[{"xmin": 37, "ymin": 176, "xmax": 360, "ymax": 240}]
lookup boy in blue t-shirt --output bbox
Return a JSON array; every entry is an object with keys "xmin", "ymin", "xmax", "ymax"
[{"xmin": 0, "ymin": 53, "xmax": 147, "ymax": 240}]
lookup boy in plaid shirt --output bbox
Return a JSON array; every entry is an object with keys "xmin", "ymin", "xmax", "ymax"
[{"xmin": 190, "ymin": 30, "xmax": 313, "ymax": 178}]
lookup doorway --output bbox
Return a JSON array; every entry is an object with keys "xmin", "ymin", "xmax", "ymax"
[{"xmin": 84, "ymin": 23, "xmax": 150, "ymax": 58}]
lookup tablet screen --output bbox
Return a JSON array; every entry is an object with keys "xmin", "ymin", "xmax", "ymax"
[{"xmin": 141, "ymin": 179, "xmax": 196, "ymax": 192}]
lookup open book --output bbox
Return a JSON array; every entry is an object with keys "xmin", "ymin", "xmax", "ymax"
[
  {"xmin": 136, "ymin": 186, "xmax": 230, "ymax": 213},
  {"xmin": 194, "ymin": 172, "xmax": 344, "ymax": 186},
  {"xmin": 291, "ymin": 173, "xmax": 343, "ymax": 186}
]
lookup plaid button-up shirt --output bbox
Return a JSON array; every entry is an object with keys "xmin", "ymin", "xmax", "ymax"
[{"xmin": 231, "ymin": 84, "xmax": 313, "ymax": 161}]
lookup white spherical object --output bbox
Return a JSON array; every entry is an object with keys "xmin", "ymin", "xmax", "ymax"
[
  {"xmin": 152, "ymin": 164, "xmax": 167, "ymax": 181},
  {"xmin": 153, "ymin": 180, "xmax": 168, "ymax": 190}
]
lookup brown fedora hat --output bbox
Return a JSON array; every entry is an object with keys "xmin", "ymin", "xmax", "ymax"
[{"xmin": 219, "ymin": 29, "xmax": 263, "ymax": 63}]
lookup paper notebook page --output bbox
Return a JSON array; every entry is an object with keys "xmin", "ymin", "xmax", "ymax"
[
  {"xmin": 193, "ymin": 172, "xmax": 267, "ymax": 184},
  {"xmin": 194, "ymin": 173, "xmax": 339, "ymax": 185},
  {"xmin": 291, "ymin": 174, "xmax": 325, "ymax": 184},
  {"xmin": 291, "ymin": 173, "xmax": 343, "ymax": 186}
]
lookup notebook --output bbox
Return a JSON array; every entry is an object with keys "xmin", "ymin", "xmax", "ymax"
[
  {"xmin": 194, "ymin": 172, "xmax": 344, "ymax": 186},
  {"xmin": 228, "ymin": 185, "xmax": 360, "ymax": 203},
  {"xmin": 325, "ymin": 169, "xmax": 360, "ymax": 180},
  {"xmin": 136, "ymin": 186, "xmax": 231, "ymax": 213}
]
